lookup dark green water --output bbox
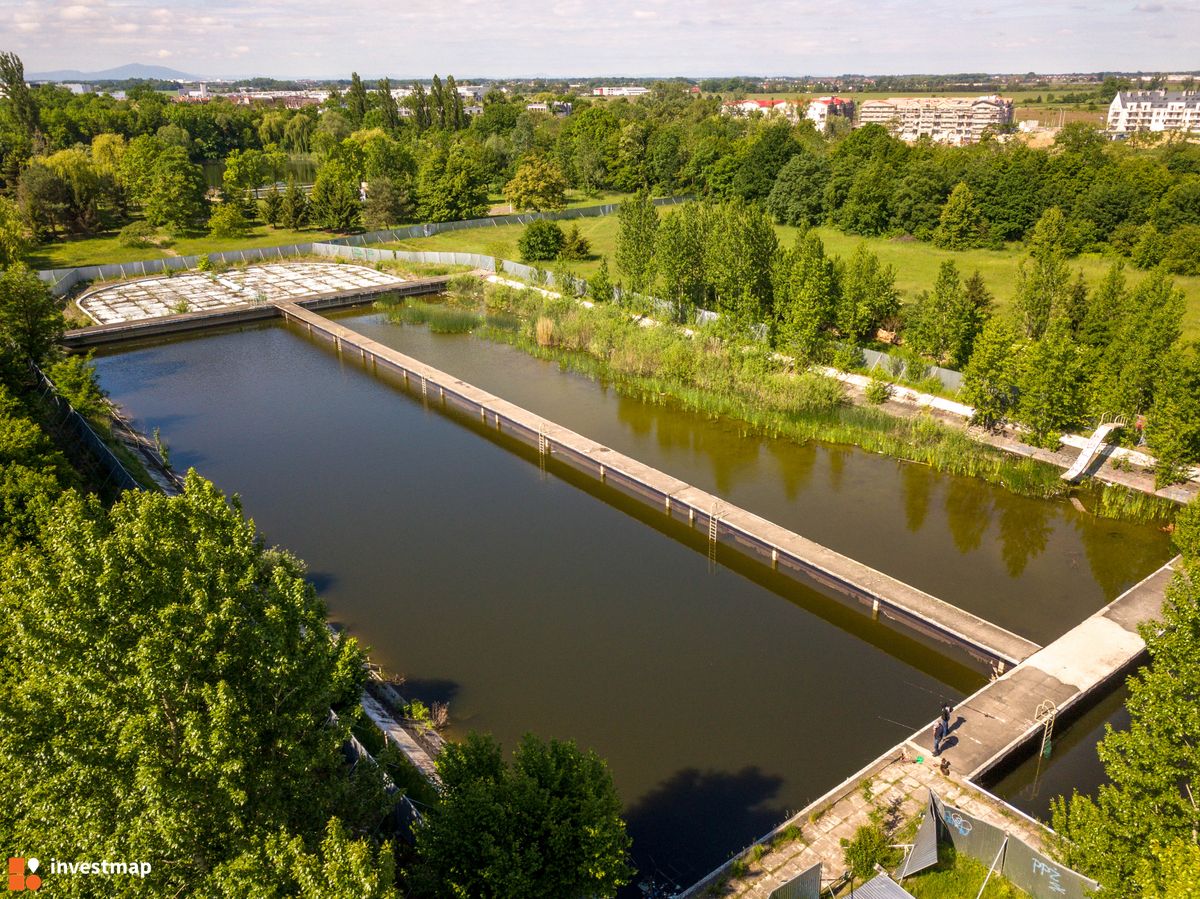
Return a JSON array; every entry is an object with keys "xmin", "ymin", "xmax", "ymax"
[
  {"xmin": 988, "ymin": 686, "xmax": 1130, "ymax": 821},
  {"xmin": 333, "ymin": 308, "xmax": 1173, "ymax": 646},
  {"xmin": 91, "ymin": 310, "xmax": 1168, "ymax": 889}
]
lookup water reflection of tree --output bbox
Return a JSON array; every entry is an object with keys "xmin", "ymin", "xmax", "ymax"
[
  {"xmin": 997, "ymin": 496, "xmax": 1055, "ymax": 578},
  {"xmin": 614, "ymin": 393, "xmax": 764, "ymax": 496},
  {"xmin": 1073, "ymin": 510, "xmax": 1174, "ymax": 599},
  {"xmin": 765, "ymin": 439, "xmax": 818, "ymax": 501},
  {"xmin": 826, "ymin": 445, "xmax": 847, "ymax": 492},
  {"xmin": 944, "ymin": 479, "xmax": 992, "ymax": 554},
  {"xmin": 901, "ymin": 462, "xmax": 935, "ymax": 533}
]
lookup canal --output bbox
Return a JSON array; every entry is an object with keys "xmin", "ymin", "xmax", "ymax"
[{"xmin": 92, "ymin": 306, "xmax": 1169, "ymax": 889}]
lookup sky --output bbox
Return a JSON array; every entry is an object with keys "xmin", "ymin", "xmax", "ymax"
[{"xmin": 4, "ymin": 0, "xmax": 1199, "ymax": 79}]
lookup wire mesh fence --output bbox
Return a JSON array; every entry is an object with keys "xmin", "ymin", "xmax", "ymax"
[{"xmin": 30, "ymin": 364, "xmax": 142, "ymax": 494}]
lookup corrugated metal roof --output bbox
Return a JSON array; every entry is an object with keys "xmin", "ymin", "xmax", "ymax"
[{"xmin": 850, "ymin": 873, "xmax": 917, "ymax": 899}]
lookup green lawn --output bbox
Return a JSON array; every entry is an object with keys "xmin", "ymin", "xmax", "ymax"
[
  {"xmin": 380, "ymin": 207, "xmax": 1200, "ymax": 340},
  {"xmin": 27, "ymin": 225, "xmax": 342, "ymax": 270}
]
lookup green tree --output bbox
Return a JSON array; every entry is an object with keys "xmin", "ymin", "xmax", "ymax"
[
  {"xmin": 1090, "ymin": 271, "xmax": 1185, "ymax": 421},
  {"xmin": 706, "ymin": 199, "xmax": 778, "ymax": 323},
  {"xmin": 504, "ymin": 158, "xmax": 568, "ymax": 212},
  {"xmin": 732, "ymin": 121, "xmax": 800, "ymax": 202},
  {"xmin": 837, "ymin": 244, "xmax": 898, "ymax": 344},
  {"xmin": 207, "ymin": 201, "xmax": 250, "ymax": 238},
  {"xmin": 281, "ymin": 177, "xmax": 310, "ymax": 230},
  {"xmin": 0, "ymin": 475, "xmax": 393, "ymax": 895},
  {"xmin": 773, "ymin": 230, "xmax": 838, "ymax": 358},
  {"xmin": 118, "ymin": 134, "xmax": 168, "ymax": 207},
  {"xmin": 1078, "ymin": 261, "xmax": 1128, "ymax": 350},
  {"xmin": 1014, "ymin": 316, "xmax": 1085, "ymax": 447},
  {"xmin": 210, "ymin": 818, "xmax": 400, "ymax": 898},
  {"xmin": 416, "ymin": 143, "xmax": 489, "ymax": 222},
  {"xmin": 376, "ymin": 78, "xmax": 401, "ymax": 133},
  {"xmin": 653, "ymin": 202, "xmax": 708, "ymax": 321},
  {"xmin": 1051, "ymin": 568, "xmax": 1200, "ymax": 894},
  {"xmin": 1161, "ymin": 224, "xmax": 1200, "ymax": 276},
  {"xmin": 933, "ymin": 182, "xmax": 988, "ymax": 249},
  {"xmin": 259, "ymin": 185, "xmax": 284, "ymax": 228},
  {"xmin": 949, "ymin": 272, "xmax": 994, "ymax": 369},
  {"xmin": 0, "ymin": 51, "xmax": 41, "ymax": 144},
  {"xmin": 144, "ymin": 146, "xmax": 208, "ymax": 235},
  {"xmin": 615, "ymin": 191, "xmax": 659, "ymax": 293},
  {"xmin": 409, "ymin": 732, "xmax": 632, "ymax": 899},
  {"xmin": 0, "ymin": 195, "xmax": 28, "ymax": 267},
  {"xmin": 559, "ymin": 224, "xmax": 591, "ymax": 261},
  {"xmin": 0, "ymin": 265, "xmax": 63, "ymax": 368},
  {"xmin": 766, "ymin": 150, "xmax": 829, "ymax": 228},
  {"xmin": 518, "ymin": 219, "xmax": 566, "ymax": 262},
  {"xmin": 361, "ymin": 178, "xmax": 411, "ymax": 231},
  {"xmin": 588, "ymin": 257, "xmax": 615, "ymax": 302},
  {"xmin": 310, "ymin": 156, "xmax": 361, "ymax": 231},
  {"xmin": 1012, "ymin": 206, "xmax": 1072, "ymax": 339},
  {"xmin": 346, "ymin": 72, "xmax": 369, "ymax": 127},
  {"xmin": 961, "ymin": 318, "xmax": 1021, "ymax": 427},
  {"xmin": 1146, "ymin": 343, "xmax": 1200, "ymax": 486},
  {"xmin": 835, "ymin": 159, "xmax": 895, "ymax": 237},
  {"xmin": 15, "ymin": 161, "xmax": 70, "ymax": 240},
  {"xmin": 222, "ymin": 147, "xmax": 266, "ymax": 211},
  {"xmin": 904, "ymin": 260, "xmax": 963, "ymax": 364}
]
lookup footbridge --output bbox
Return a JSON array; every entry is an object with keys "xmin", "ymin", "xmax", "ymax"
[{"xmin": 274, "ymin": 300, "xmax": 1040, "ymax": 669}]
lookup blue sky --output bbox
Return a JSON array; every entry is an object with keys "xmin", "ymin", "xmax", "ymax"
[{"xmin": 5, "ymin": 0, "xmax": 1198, "ymax": 78}]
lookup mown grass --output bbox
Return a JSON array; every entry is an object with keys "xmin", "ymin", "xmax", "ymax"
[
  {"xmin": 27, "ymin": 223, "xmax": 342, "ymax": 270},
  {"xmin": 378, "ymin": 209, "xmax": 1200, "ymax": 341}
]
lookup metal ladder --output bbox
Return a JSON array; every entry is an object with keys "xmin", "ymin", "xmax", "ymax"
[{"xmin": 708, "ymin": 506, "xmax": 721, "ymax": 571}]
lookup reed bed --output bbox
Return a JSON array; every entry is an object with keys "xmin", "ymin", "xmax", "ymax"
[{"xmin": 471, "ymin": 284, "xmax": 1175, "ymax": 521}]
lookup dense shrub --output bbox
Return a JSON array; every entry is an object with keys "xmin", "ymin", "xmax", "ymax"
[{"xmin": 518, "ymin": 220, "xmax": 565, "ymax": 262}]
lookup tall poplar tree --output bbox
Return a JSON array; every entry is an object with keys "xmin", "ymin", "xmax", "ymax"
[
  {"xmin": 772, "ymin": 230, "xmax": 838, "ymax": 358},
  {"xmin": 346, "ymin": 72, "xmax": 369, "ymax": 127},
  {"xmin": 615, "ymin": 191, "xmax": 659, "ymax": 294}
]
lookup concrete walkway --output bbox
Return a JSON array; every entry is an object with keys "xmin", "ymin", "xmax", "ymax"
[
  {"xmin": 914, "ymin": 557, "xmax": 1177, "ymax": 780},
  {"xmin": 682, "ymin": 555, "xmax": 1178, "ymax": 897},
  {"xmin": 274, "ymin": 300, "xmax": 1041, "ymax": 668}
]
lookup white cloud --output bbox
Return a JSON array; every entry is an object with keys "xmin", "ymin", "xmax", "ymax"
[{"xmin": 4, "ymin": 0, "xmax": 1197, "ymax": 78}]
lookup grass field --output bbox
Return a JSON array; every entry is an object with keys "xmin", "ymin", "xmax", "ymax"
[
  {"xmin": 380, "ymin": 207, "xmax": 1200, "ymax": 340},
  {"xmin": 27, "ymin": 224, "xmax": 342, "ymax": 270}
]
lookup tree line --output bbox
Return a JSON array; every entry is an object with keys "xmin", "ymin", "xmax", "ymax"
[{"xmin": 6, "ymin": 48, "xmax": 1199, "ymax": 271}]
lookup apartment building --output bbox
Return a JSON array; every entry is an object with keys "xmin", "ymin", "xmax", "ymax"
[
  {"xmin": 721, "ymin": 98, "xmax": 803, "ymax": 123},
  {"xmin": 857, "ymin": 95, "xmax": 1014, "ymax": 144},
  {"xmin": 805, "ymin": 96, "xmax": 854, "ymax": 132},
  {"xmin": 1107, "ymin": 90, "xmax": 1200, "ymax": 135}
]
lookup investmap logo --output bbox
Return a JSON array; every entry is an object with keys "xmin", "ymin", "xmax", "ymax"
[
  {"xmin": 7, "ymin": 858, "xmax": 41, "ymax": 892},
  {"xmin": 7, "ymin": 856, "xmax": 152, "ymax": 890}
]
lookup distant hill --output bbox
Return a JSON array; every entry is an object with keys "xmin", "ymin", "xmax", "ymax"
[{"xmin": 28, "ymin": 63, "xmax": 199, "ymax": 82}]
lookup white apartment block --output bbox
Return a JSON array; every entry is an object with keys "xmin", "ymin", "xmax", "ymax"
[
  {"xmin": 805, "ymin": 96, "xmax": 854, "ymax": 132},
  {"xmin": 857, "ymin": 95, "xmax": 1014, "ymax": 145},
  {"xmin": 592, "ymin": 86, "xmax": 650, "ymax": 97},
  {"xmin": 1107, "ymin": 90, "xmax": 1200, "ymax": 136}
]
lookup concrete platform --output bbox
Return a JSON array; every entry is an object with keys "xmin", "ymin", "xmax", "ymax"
[
  {"xmin": 76, "ymin": 262, "xmax": 405, "ymax": 325},
  {"xmin": 909, "ymin": 557, "xmax": 1176, "ymax": 780}
]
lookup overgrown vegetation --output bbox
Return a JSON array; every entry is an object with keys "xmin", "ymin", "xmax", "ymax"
[
  {"xmin": 414, "ymin": 281, "xmax": 1120, "ymax": 504},
  {"xmin": 1050, "ymin": 493, "xmax": 1200, "ymax": 895}
]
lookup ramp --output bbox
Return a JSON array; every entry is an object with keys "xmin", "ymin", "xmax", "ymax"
[{"xmin": 1061, "ymin": 420, "xmax": 1123, "ymax": 482}]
